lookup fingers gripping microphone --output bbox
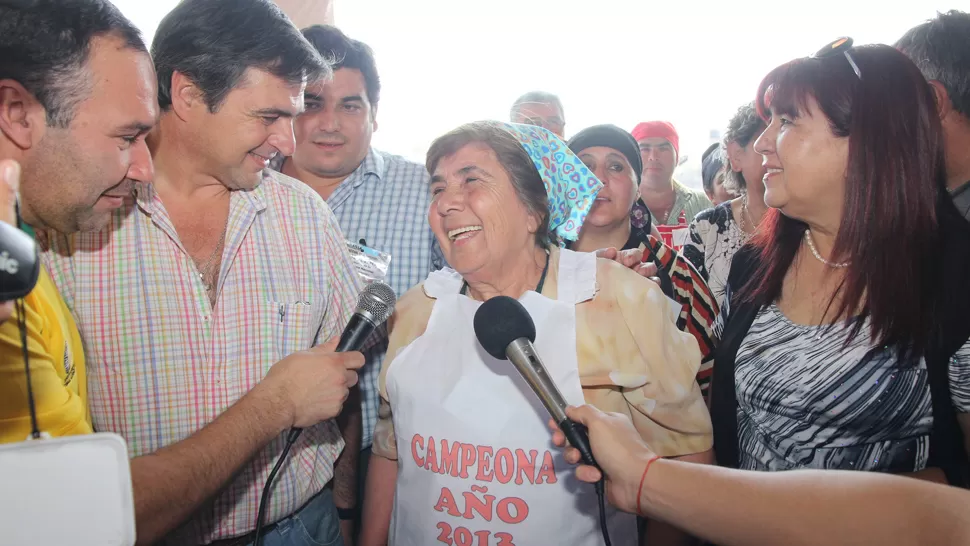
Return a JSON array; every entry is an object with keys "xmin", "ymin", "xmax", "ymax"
[
  {"xmin": 255, "ymin": 282, "xmax": 396, "ymax": 546},
  {"xmin": 474, "ymin": 297, "xmax": 612, "ymax": 545},
  {"xmin": 473, "ymin": 296, "xmax": 597, "ymax": 466}
]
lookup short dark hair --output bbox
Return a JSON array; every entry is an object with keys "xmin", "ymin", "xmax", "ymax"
[
  {"xmin": 896, "ymin": 10, "xmax": 970, "ymax": 119},
  {"xmin": 722, "ymin": 102, "xmax": 766, "ymax": 193},
  {"xmin": 426, "ymin": 121, "xmax": 553, "ymax": 248},
  {"xmin": 747, "ymin": 44, "xmax": 946, "ymax": 361},
  {"xmin": 701, "ymin": 142, "xmax": 725, "ymax": 195},
  {"xmin": 302, "ymin": 25, "xmax": 380, "ymax": 107},
  {"xmin": 153, "ymin": 0, "xmax": 329, "ymax": 112},
  {"xmin": 0, "ymin": 0, "xmax": 146, "ymax": 128}
]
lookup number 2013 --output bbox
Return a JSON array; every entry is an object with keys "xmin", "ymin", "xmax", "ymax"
[{"xmin": 436, "ymin": 522, "xmax": 515, "ymax": 546}]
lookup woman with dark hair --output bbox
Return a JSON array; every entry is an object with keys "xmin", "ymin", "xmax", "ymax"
[
  {"xmin": 683, "ymin": 103, "xmax": 768, "ymax": 306},
  {"xmin": 711, "ymin": 39, "xmax": 970, "ymax": 485},
  {"xmin": 700, "ymin": 143, "xmax": 731, "ymax": 206},
  {"xmin": 361, "ymin": 122, "xmax": 713, "ymax": 546}
]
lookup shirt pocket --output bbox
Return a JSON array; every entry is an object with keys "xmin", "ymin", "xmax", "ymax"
[{"xmin": 272, "ymin": 299, "xmax": 326, "ymax": 361}]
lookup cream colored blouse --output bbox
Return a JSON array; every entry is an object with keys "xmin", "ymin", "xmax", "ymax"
[{"xmin": 374, "ymin": 247, "xmax": 713, "ymax": 460}]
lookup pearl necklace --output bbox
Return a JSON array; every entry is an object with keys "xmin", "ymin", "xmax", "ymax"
[{"xmin": 803, "ymin": 230, "xmax": 850, "ymax": 268}]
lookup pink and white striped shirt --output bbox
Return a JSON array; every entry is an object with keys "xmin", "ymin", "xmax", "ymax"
[{"xmin": 42, "ymin": 170, "xmax": 363, "ymax": 545}]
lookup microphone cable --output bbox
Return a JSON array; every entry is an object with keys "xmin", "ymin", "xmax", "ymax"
[
  {"xmin": 252, "ymin": 281, "xmax": 395, "ymax": 546},
  {"xmin": 17, "ymin": 297, "xmax": 40, "ymax": 439},
  {"xmin": 253, "ymin": 427, "xmax": 302, "ymax": 546},
  {"xmin": 596, "ymin": 478, "xmax": 612, "ymax": 545}
]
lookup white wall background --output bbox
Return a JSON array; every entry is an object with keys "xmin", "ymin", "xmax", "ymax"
[{"xmin": 112, "ymin": 0, "xmax": 969, "ymax": 187}]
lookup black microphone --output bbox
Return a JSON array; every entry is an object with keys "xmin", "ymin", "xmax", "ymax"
[
  {"xmin": 0, "ymin": 221, "xmax": 39, "ymax": 300},
  {"xmin": 289, "ymin": 281, "xmax": 397, "ymax": 443},
  {"xmin": 474, "ymin": 296, "xmax": 614, "ymax": 545},
  {"xmin": 255, "ymin": 281, "xmax": 397, "ymax": 546},
  {"xmin": 336, "ymin": 281, "xmax": 397, "ymax": 352},
  {"xmin": 473, "ymin": 296, "xmax": 598, "ymax": 468}
]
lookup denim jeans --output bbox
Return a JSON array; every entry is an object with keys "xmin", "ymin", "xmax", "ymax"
[{"xmin": 248, "ymin": 488, "xmax": 343, "ymax": 546}]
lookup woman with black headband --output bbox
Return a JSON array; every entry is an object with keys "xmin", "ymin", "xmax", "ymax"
[{"xmin": 565, "ymin": 124, "xmax": 718, "ymax": 399}]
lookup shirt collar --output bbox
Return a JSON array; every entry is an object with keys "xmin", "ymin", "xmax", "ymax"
[
  {"xmin": 271, "ymin": 147, "xmax": 387, "ymax": 184},
  {"xmin": 355, "ymin": 147, "xmax": 385, "ymax": 181},
  {"xmin": 134, "ymin": 172, "xmax": 271, "ymax": 216}
]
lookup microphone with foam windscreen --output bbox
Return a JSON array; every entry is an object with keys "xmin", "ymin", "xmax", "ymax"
[
  {"xmin": 473, "ymin": 296, "xmax": 598, "ymax": 468},
  {"xmin": 474, "ymin": 296, "xmax": 612, "ymax": 545}
]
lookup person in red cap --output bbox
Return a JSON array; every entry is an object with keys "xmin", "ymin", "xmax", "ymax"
[{"xmin": 631, "ymin": 121, "xmax": 712, "ymax": 230}]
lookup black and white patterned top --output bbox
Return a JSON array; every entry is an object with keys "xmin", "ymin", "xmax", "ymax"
[
  {"xmin": 684, "ymin": 202, "xmax": 747, "ymax": 307},
  {"xmin": 734, "ymin": 303, "xmax": 970, "ymax": 473}
]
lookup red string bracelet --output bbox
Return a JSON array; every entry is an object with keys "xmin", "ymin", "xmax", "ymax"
[{"xmin": 636, "ymin": 455, "xmax": 661, "ymax": 516}]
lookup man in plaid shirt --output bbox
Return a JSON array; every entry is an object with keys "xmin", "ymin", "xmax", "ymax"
[
  {"xmin": 41, "ymin": 1, "xmax": 370, "ymax": 545},
  {"xmin": 272, "ymin": 25, "xmax": 444, "ymax": 537}
]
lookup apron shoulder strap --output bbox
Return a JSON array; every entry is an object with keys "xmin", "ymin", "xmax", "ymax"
[
  {"xmin": 557, "ymin": 248, "xmax": 597, "ymax": 304},
  {"xmin": 422, "ymin": 267, "xmax": 465, "ymax": 299}
]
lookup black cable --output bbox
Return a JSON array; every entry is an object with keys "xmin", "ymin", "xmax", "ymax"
[
  {"xmin": 595, "ymin": 479, "xmax": 612, "ymax": 546},
  {"xmin": 17, "ymin": 298, "xmax": 40, "ymax": 439},
  {"xmin": 253, "ymin": 428, "xmax": 302, "ymax": 546}
]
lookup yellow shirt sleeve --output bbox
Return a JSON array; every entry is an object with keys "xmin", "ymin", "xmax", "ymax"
[
  {"xmin": 577, "ymin": 258, "xmax": 713, "ymax": 458},
  {"xmin": 0, "ymin": 268, "xmax": 90, "ymax": 443}
]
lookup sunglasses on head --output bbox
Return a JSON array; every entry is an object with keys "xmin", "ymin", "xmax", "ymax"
[{"xmin": 811, "ymin": 37, "xmax": 862, "ymax": 80}]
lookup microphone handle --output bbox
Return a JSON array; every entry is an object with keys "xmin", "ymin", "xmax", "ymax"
[
  {"xmin": 288, "ymin": 313, "xmax": 375, "ymax": 443},
  {"xmin": 558, "ymin": 418, "xmax": 598, "ymax": 468},
  {"xmin": 336, "ymin": 313, "xmax": 376, "ymax": 353}
]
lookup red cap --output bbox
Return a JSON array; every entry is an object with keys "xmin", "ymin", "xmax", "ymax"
[{"xmin": 631, "ymin": 121, "xmax": 679, "ymax": 157}]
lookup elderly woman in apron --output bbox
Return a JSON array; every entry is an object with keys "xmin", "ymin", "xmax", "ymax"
[{"xmin": 360, "ymin": 122, "xmax": 713, "ymax": 546}]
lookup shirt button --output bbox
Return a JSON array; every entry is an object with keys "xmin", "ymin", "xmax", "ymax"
[{"xmin": 203, "ymin": 315, "xmax": 210, "ymax": 322}]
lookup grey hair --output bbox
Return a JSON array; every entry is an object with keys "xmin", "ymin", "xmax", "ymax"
[
  {"xmin": 426, "ymin": 121, "xmax": 554, "ymax": 248},
  {"xmin": 510, "ymin": 91, "xmax": 564, "ymax": 121},
  {"xmin": 722, "ymin": 102, "xmax": 767, "ymax": 193},
  {"xmin": 896, "ymin": 10, "xmax": 970, "ymax": 119}
]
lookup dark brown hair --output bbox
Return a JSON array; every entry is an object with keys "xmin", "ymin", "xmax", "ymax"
[
  {"xmin": 722, "ymin": 102, "xmax": 767, "ymax": 193},
  {"xmin": 426, "ymin": 121, "xmax": 554, "ymax": 247},
  {"xmin": 742, "ymin": 44, "xmax": 946, "ymax": 361}
]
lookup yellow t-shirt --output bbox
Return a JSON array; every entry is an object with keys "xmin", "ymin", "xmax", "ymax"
[{"xmin": 0, "ymin": 267, "xmax": 90, "ymax": 442}]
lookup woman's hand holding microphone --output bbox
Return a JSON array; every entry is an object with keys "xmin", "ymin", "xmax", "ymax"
[{"xmin": 549, "ymin": 405, "xmax": 660, "ymax": 516}]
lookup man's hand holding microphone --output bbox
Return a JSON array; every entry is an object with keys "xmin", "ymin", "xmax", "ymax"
[{"xmin": 257, "ymin": 336, "xmax": 365, "ymax": 430}]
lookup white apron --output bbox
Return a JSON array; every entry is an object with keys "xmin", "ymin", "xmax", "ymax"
[{"xmin": 386, "ymin": 248, "xmax": 638, "ymax": 546}]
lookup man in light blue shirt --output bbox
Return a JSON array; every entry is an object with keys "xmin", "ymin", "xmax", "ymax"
[{"xmin": 272, "ymin": 24, "xmax": 441, "ymax": 536}]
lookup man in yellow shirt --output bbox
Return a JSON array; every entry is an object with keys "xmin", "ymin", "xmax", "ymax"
[
  {"xmin": 0, "ymin": 2, "xmax": 368, "ymax": 543},
  {"xmin": 0, "ymin": 240, "xmax": 89, "ymax": 441}
]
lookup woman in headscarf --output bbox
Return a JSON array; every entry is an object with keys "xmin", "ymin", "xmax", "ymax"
[
  {"xmin": 360, "ymin": 121, "xmax": 713, "ymax": 546},
  {"xmin": 564, "ymin": 124, "xmax": 718, "ymax": 399},
  {"xmin": 684, "ymin": 103, "xmax": 768, "ymax": 307}
]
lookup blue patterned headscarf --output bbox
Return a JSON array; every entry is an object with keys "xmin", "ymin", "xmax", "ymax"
[{"xmin": 501, "ymin": 122, "xmax": 603, "ymax": 243}]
